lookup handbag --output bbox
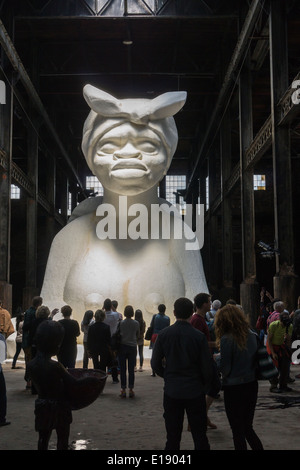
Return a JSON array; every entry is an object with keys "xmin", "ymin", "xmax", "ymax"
[
  {"xmin": 145, "ymin": 314, "xmax": 157, "ymax": 341},
  {"xmin": 256, "ymin": 344, "xmax": 278, "ymax": 380},
  {"xmin": 145, "ymin": 325, "xmax": 153, "ymax": 341}
]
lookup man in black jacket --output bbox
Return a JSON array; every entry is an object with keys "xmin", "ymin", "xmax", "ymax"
[{"xmin": 151, "ymin": 297, "xmax": 214, "ymax": 450}]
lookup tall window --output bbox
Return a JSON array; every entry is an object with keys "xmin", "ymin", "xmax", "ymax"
[
  {"xmin": 165, "ymin": 175, "xmax": 186, "ymax": 213},
  {"xmin": 11, "ymin": 184, "xmax": 20, "ymax": 199},
  {"xmin": 68, "ymin": 192, "xmax": 72, "ymax": 215},
  {"xmin": 86, "ymin": 176, "xmax": 104, "ymax": 196},
  {"xmin": 205, "ymin": 176, "xmax": 209, "ymax": 210},
  {"xmin": 253, "ymin": 174, "xmax": 266, "ymax": 191}
]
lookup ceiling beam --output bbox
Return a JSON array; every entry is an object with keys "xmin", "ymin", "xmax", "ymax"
[{"xmin": 0, "ymin": 18, "xmax": 85, "ymax": 193}]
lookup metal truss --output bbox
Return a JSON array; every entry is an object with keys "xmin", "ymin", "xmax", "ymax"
[{"xmin": 10, "ymin": 0, "xmax": 220, "ymax": 18}]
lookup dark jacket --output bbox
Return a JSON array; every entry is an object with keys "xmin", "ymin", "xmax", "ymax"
[
  {"xmin": 151, "ymin": 320, "xmax": 214, "ymax": 399},
  {"xmin": 87, "ymin": 321, "xmax": 111, "ymax": 354},
  {"xmin": 22, "ymin": 306, "xmax": 37, "ymax": 349},
  {"xmin": 219, "ymin": 330, "xmax": 258, "ymax": 386}
]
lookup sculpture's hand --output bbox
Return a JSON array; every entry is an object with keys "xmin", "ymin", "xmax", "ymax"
[{"xmin": 50, "ymin": 308, "xmax": 59, "ymax": 318}]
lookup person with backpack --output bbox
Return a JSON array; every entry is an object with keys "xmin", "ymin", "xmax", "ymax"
[
  {"xmin": 267, "ymin": 311, "xmax": 293, "ymax": 393},
  {"xmin": 150, "ymin": 304, "xmax": 170, "ymax": 377}
]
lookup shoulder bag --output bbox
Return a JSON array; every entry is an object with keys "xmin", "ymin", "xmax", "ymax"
[
  {"xmin": 255, "ymin": 335, "xmax": 278, "ymax": 380},
  {"xmin": 145, "ymin": 314, "xmax": 156, "ymax": 341}
]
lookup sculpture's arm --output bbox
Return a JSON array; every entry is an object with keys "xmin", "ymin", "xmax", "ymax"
[
  {"xmin": 40, "ymin": 219, "xmax": 82, "ymax": 311},
  {"xmin": 171, "ymin": 221, "xmax": 209, "ymax": 298}
]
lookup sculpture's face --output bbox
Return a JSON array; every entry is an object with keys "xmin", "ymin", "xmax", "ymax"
[{"xmin": 91, "ymin": 122, "xmax": 168, "ymax": 196}]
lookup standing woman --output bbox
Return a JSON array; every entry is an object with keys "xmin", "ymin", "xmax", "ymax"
[
  {"xmin": 58, "ymin": 305, "xmax": 80, "ymax": 369},
  {"xmin": 81, "ymin": 310, "xmax": 94, "ymax": 369},
  {"xmin": 87, "ymin": 309, "xmax": 111, "ymax": 372},
  {"xmin": 214, "ymin": 304, "xmax": 264, "ymax": 451},
  {"xmin": 135, "ymin": 309, "xmax": 146, "ymax": 372},
  {"xmin": 12, "ymin": 310, "xmax": 24, "ymax": 369},
  {"xmin": 119, "ymin": 306, "xmax": 140, "ymax": 398}
]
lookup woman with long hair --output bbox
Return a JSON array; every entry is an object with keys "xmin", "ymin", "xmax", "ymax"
[
  {"xmin": 214, "ymin": 304, "xmax": 263, "ymax": 450},
  {"xmin": 81, "ymin": 310, "xmax": 94, "ymax": 368},
  {"xmin": 134, "ymin": 309, "xmax": 146, "ymax": 371}
]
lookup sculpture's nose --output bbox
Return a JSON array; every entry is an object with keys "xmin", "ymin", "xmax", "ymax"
[{"xmin": 113, "ymin": 143, "xmax": 142, "ymax": 159}]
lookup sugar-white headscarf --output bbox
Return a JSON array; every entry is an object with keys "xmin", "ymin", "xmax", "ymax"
[{"xmin": 81, "ymin": 85, "xmax": 187, "ymax": 172}]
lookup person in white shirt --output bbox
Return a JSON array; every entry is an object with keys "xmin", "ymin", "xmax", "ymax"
[{"xmin": 103, "ymin": 298, "xmax": 120, "ymax": 384}]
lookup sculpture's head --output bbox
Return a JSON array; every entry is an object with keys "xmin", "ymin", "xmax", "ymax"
[{"xmin": 81, "ymin": 85, "xmax": 186, "ymax": 196}]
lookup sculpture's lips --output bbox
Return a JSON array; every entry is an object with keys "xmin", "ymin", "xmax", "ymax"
[{"xmin": 112, "ymin": 161, "xmax": 147, "ymax": 171}]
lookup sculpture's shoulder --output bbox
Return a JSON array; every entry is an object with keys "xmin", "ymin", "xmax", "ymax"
[
  {"xmin": 68, "ymin": 196, "xmax": 103, "ymax": 224},
  {"xmin": 52, "ymin": 205, "xmax": 96, "ymax": 250},
  {"xmin": 157, "ymin": 197, "xmax": 181, "ymax": 216}
]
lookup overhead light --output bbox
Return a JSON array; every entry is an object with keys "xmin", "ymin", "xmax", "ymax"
[{"xmin": 123, "ymin": 40, "xmax": 133, "ymax": 45}]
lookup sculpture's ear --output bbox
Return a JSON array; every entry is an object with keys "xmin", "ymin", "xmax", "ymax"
[
  {"xmin": 150, "ymin": 91, "xmax": 187, "ymax": 119},
  {"xmin": 83, "ymin": 84, "xmax": 120, "ymax": 116}
]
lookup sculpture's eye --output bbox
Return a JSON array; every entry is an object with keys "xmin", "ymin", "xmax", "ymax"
[
  {"xmin": 138, "ymin": 141, "xmax": 157, "ymax": 153},
  {"xmin": 97, "ymin": 142, "xmax": 117, "ymax": 154}
]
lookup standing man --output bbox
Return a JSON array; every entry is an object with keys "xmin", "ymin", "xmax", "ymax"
[
  {"xmin": 191, "ymin": 292, "xmax": 219, "ymax": 429},
  {"xmin": 22, "ymin": 296, "xmax": 43, "ymax": 389},
  {"xmin": 151, "ymin": 297, "xmax": 214, "ymax": 450},
  {"xmin": 112, "ymin": 300, "xmax": 123, "ymax": 320},
  {"xmin": 190, "ymin": 292, "xmax": 211, "ymax": 343},
  {"xmin": 150, "ymin": 304, "xmax": 170, "ymax": 377},
  {"xmin": 267, "ymin": 311, "xmax": 293, "ymax": 393},
  {"xmin": 103, "ymin": 298, "xmax": 120, "ymax": 384}
]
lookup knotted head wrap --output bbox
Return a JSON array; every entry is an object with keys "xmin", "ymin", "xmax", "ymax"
[{"xmin": 81, "ymin": 85, "xmax": 187, "ymax": 173}]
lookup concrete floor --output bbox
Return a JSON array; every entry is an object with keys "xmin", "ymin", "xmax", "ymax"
[{"xmin": 1, "ymin": 349, "xmax": 300, "ymax": 453}]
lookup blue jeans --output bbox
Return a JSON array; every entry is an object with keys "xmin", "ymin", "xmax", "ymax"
[{"xmin": 118, "ymin": 344, "xmax": 136, "ymax": 389}]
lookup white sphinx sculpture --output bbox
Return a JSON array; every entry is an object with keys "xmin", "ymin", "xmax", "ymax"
[{"xmin": 41, "ymin": 85, "xmax": 208, "ymax": 328}]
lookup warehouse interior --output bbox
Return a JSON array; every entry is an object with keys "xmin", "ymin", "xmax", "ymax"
[{"xmin": 0, "ymin": 0, "xmax": 300, "ymax": 324}]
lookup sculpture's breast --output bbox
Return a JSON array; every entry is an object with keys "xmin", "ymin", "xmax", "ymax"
[{"xmin": 64, "ymin": 226, "xmax": 185, "ymax": 321}]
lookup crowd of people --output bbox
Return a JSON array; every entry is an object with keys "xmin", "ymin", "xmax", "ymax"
[{"xmin": 0, "ymin": 288, "xmax": 300, "ymax": 450}]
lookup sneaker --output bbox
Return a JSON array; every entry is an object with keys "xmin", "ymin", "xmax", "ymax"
[
  {"xmin": 129, "ymin": 389, "xmax": 135, "ymax": 398},
  {"xmin": 0, "ymin": 421, "xmax": 11, "ymax": 427},
  {"xmin": 120, "ymin": 389, "xmax": 126, "ymax": 398},
  {"xmin": 138, "ymin": 367, "xmax": 143, "ymax": 372},
  {"xmin": 280, "ymin": 386, "xmax": 293, "ymax": 392},
  {"xmin": 112, "ymin": 379, "xmax": 119, "ymax": 384},
  {"xmin": 287, "ymin": 377, "xmax": 295, "ymax": 383}
]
